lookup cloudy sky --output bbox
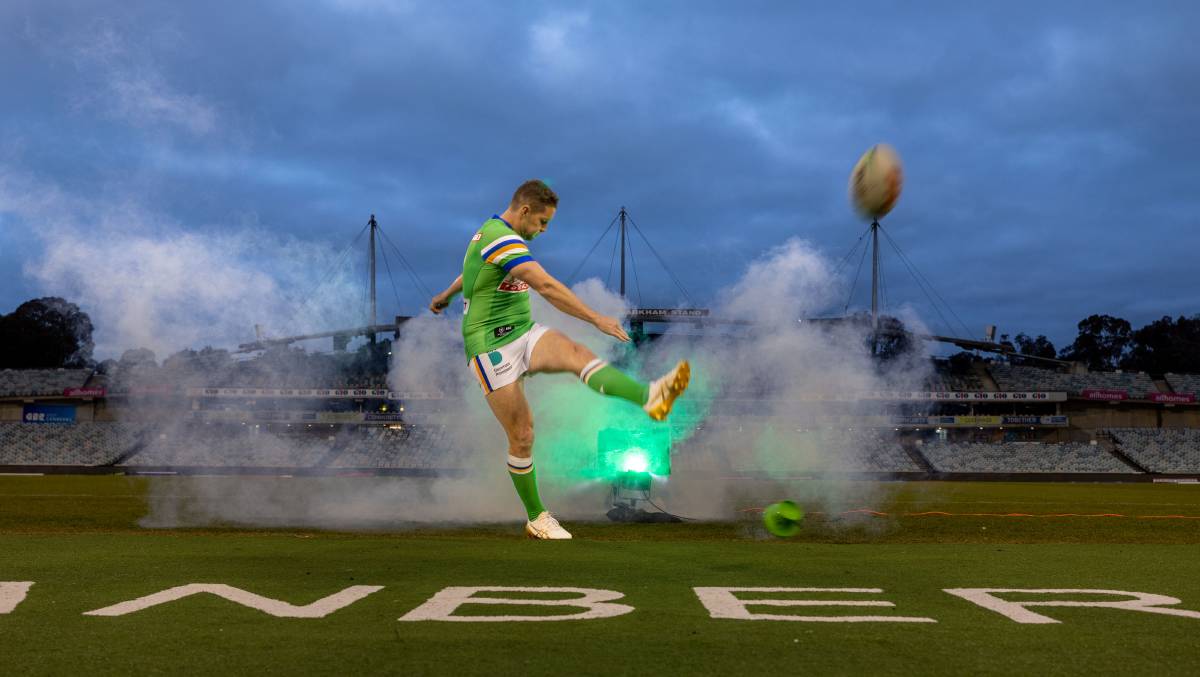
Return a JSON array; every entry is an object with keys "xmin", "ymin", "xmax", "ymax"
[{"xmin": 1, "ymin": 0, "xmax": 1198, "ymax": 356}]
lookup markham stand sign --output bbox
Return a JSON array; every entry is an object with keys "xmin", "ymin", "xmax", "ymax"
[{"xmin": 3, "ymin": 582, "xmax": 1199, "ymax": 625}]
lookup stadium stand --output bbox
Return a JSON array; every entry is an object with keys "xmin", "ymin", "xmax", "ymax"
[
  {"xmin": 920, "ymin": 441, "xmax": 1131, "ymax": 473},
  {"xmin": 838, "ymin": 430, "xmax": 922, "ymax": 471},
  {"xmin": 988, "ymin": 364, "xmax": 1155, "ymax": 397},
  {"xmin": 712, "ymin": 428, "xmax": 921, "ymax": 473},
  {"xmin": 926, "ymin": 363, "xmax": 984, "ymax": 392},
  {"xmin": 1164, "ymin": 373, "xmax": 1200, "ymax": 395},
  {"xmin": 0, "ymin": 369, "xmax": 92, "ymax": 397},
  {"xmin": 128, "ymin": 423, "xmax": 337, "ymax": 467},
  {"xmin": 0, "ymin": 422, "xmax": 144, "ymax": 465},
  {"xmin": 1106, "ymin": 428, "xmax": 1200, "ymax": 473},
  {"xmin": 330, "ymin": 425, "xmax": 462, "ymax": 470}
]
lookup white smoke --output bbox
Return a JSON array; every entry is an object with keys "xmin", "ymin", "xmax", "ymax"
[
  {"xmin": 136, "ymin": 234, "xmax": 930, "ymax": 528},
  {"xmin": 3, "ymin": 170, "xmax": 366, "ymax": 358},
  {"xmin": 14, "ymin": 169, "xmax": 931, "ymax": 529}
]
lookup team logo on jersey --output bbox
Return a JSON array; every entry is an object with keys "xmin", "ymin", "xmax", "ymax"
[{"xmin": 497, "ymin": 275, "xmax": 529, "ymax": 293}]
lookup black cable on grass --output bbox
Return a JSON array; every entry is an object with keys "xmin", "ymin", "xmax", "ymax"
[{"xmin": 646, "ymin": 497, "xmax": 697, "ymax": 521}]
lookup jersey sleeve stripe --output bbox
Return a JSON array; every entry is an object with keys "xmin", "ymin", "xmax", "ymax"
[
  {"xmin": 500, "ymin": 255, "xmax": 534, "ymax": 272},
  {"xmin": 485, "ymin": 243, "xmax": 530, "ymax": 264},
  {"xmin": 481, "ymin": 235, "xmax": 525, "ymax": 259}
]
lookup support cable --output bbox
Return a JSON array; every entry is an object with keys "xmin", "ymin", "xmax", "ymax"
[
  {"xmin": 566, "ymin": 214, "xmax": 621, "ymax": 285},
  {"xmin": 878, "ymin": 226, "xmax": 958, "ymax": 338},
  {"xmin": 879, "ymin": 226, "xmax": 972, "ymax": 338},
  {"xmin": 279, "ymin": 223, "xmax": 369, "ymax": 336},
  {"xmin": 376, "ymin": 226, "xmax": 434, "ymax": 299},
  {"xmin": 625, "ymin": 213, "xmax": 695, "ymax": 306},
  {"xmin": 844, "ymin": 233, "xmax": 873, "ymax": 314},
  {"xmin": 376, "ymin": 239, "xmax": 406, "ymax": 314},
  {"xmin": 627, "ymin": 230, "xmax": 645, "ymax": 306},
  {"xmin": 605, "ymin": 221, "xmax": 621, "ymax": 290},
  {"xmin": 832, "ymin": 223, "xmax": 874, "ymax": 278}
]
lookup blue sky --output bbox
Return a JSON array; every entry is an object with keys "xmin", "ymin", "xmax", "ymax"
[{"xmin": 1, "ymin": 1, "xmax": 1198, "ymax": 355}]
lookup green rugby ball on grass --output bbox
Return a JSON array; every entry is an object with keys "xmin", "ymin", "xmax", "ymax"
[{"xmin": 763, "ymin": 500, "xmax": 804, "ymax": 537}]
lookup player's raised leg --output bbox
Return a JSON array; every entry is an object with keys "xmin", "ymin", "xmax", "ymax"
[
  {"xmin": 529, "ymin": 329, "xmax": 691, "ymax": 421},
  {"xmin": 483, "ymin": 380, "xmax": 571, "ymax": 540}
]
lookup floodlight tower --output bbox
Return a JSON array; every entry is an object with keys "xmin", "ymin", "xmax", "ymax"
[
  {"xmin": 618, "ymin": 206, "xmax": 628, "ymax": 298},
  {"xmin": 870, "ymin": 218, "xmax": 880, "ymax": 354},
  {"xmin": 367, "ymin": 214, "xmax": 378, "ymax": 343}
]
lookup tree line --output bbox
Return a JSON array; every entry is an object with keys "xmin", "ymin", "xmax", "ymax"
[
  {"xmin": 0, "ymin": 297, "xmax": 390, "ymax": 387},
  {"xmin": 1005, "ymin": 314, "xmax": 1200, "ymax": 373},
  {"xmin": 2, "ymin": 297, "xmax": 1198, "ymax": 375}
]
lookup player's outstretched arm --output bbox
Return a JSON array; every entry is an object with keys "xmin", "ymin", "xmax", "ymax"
[
  {"xmin": 512, "ymin": 262, "xmax": 629, "ymax": 342},
  {"xmin": 429, "ymin": 274, "xmax": 462, "ymax": 314}
]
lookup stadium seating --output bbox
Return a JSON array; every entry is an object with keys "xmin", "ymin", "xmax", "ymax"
[
  {"xmin": 988, "ymin": 364, "xmax": 1155, "ymax": 397},
  {"xmin": 0, "ymin": 369, "xmax": 92, "ymax": 397},
  {"xmin": 3, "ymin": 417, "xmax": 1192, "ymax": 476},
  {"xmin": 128, "ymin": 424, "xmax": 336, "ymax": 467},
  {"xmin": 920, "ymin": 441, "xmax": 1131, "ymax": 473},
  {"xmin": 0, "ymin": 422, "xmax": 145, "ymax": 465},
  {"xmin": 1164, "ymin": 373, "xmax": 1200, "ymax": 395},
  {"xmin": 697, "ymin": 427, "xmax": 922, "ymax": 473},
  {"xmin": 330, "ymin": 425, "xmax": 464, "ymax": 470},
  {"xmin": 925, "ymin": 362, "xmax": 985, "ymax": 391},
  {"xmin": 1106, "ymin": 428, "xmax": 1200, "ymax": 473}
]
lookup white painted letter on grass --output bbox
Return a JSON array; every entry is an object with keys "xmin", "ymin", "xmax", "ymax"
[
  {"xmin": 0, "ymin": 582, "xmax": 33, "ymax": 614},
  {"xmin": 944, "ymin": 589, "xmax": 1200, "ymax": 624},
  {"xmin": 398, "ymin": 587, "xmax": 634, "ymax": 622},
  {"xmin": 83, "ymin": 584, "xmax": 383, "ymax": 618},
  {"xmin": 693, "ymin": 588, "xmax": 936, "ymax": 623}
]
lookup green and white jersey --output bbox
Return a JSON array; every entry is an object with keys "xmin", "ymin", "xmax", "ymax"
[{"xmin": 460, "ymin": 215, "xmax": 536, "ymax": 358}]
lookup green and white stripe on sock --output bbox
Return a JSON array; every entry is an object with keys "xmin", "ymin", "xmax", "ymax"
[
  {"xmin": 579, "ymin": 358, "xmax": 649, "ymax": 406},
  {"xmin": 507, "ymin": 454, "xmax": 546, "ymax": 521}
]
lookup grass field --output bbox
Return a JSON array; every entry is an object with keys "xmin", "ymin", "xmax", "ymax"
[{"xmin": 2, "ymin": 476, "xmax": 1200, "ymax": 675}]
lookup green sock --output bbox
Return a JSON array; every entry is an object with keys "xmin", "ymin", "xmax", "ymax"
[
  {"xmin": 507, "ymin": 455, "xmax": 546, "ymax": 521},
  {"xmin": 579, "ymin": 359, "xmax": 649, "ymax": 406}
]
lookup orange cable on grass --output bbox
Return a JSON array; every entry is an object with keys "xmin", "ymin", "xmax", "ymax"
[{"xmin": 745, "ymin": 507, "xmax": 1200, "ymax": 520}]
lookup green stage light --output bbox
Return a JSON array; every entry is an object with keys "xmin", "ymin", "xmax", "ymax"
[
  {"xmin": 616, "ymin": 470, "xmax": 652, "ymax": 492},
  {"xmin": 598, "ymin": 427, "xmax": 671, "ymax": 477},
  {"xmin": 621, "ymin": 451, "xmax": 649, "ymax": 473}
]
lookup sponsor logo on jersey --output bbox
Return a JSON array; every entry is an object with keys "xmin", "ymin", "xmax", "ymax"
[
  {"xmin": 471, "ymin": 232, "xmax": 483, "ymax": 241},
  {"xmin": 488, "ymin": 351, "xmax": 503, "ymax": 366},
  {"xmin": 493, "ymin": 325, "xmax": 515, "ymax": 339},
  {"xmin": 497, "ymin": 275, "xmax": 529, "ymax": 293}
]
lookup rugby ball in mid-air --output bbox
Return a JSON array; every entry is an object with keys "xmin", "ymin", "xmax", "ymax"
[{"xmin": 848, "ymin": 143, "xmax": 903, "ymax": 220}]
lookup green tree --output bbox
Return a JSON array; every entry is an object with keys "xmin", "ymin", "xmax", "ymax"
[
  {"xmin": 1123, "ymin": 315, "xmax": 1200, "ymax": 374},
  {"xmin": 1014, "ymin": 333, "xmax": 1057, "ymax": 360},
  {"xmin": 0, "ymin": 297, "xmax": 95, "ymax": 369},
  {"xmin": 1059, "ymin": 314, "xmax": 1132, "ymax": 370}
]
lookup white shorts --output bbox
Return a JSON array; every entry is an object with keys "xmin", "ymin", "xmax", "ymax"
[{"xmin": 468, "ymin": 323, "xmax": 550, "ymax": 395}]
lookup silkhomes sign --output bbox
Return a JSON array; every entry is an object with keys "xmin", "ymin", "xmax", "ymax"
[
  {"xmin": 1149, "ymin": 392, "xmax": 1196, "ymax": 404},
  {"xmin": 62, "ymin": 387, "xmax": 106, "ymax": 398},
  {"xmin": 1080, "ymin": 389, "xmax": 1128, "ymax": 401}
]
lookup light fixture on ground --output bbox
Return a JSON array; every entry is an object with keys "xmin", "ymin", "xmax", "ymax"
[{"xmin": 597, "ymin": 427, "xmax": 679, "ymax": 523}]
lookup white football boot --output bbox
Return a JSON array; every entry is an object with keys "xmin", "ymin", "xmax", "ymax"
[
  {"xmin": 643, "ymin": 360, "xmax": 691, "ymax": 421},
  {"xmin": 525, "ymin": 511, "xmax": 573, "ymax": 540}
]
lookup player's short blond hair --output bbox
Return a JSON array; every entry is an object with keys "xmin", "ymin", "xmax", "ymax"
[{"xmin": 510, "ymin": 180, "xmax": 558, "ymax": 211}]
